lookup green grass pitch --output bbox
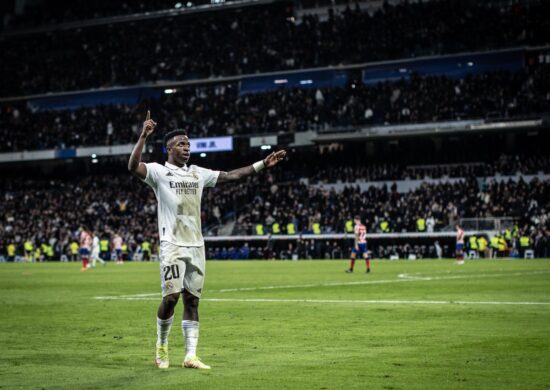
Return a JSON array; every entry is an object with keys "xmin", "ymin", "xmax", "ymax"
[{"xmin": 1, "ymin": 259, "xmax": 550, "ymax": 389}]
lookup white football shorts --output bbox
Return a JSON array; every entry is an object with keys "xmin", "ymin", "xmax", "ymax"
[{"xmin": 159, "ymin": 241, "xmax": 206, "ymax": 298}]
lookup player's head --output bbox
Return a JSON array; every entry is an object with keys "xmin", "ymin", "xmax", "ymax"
[
  {"xmin": 354, "ymin": 215, "xmax": 361, "ymax": 224},
  {"xmin": 164, "ymin": 129, "xmax": 190, "ymax": 166},
  {"xmin": 456, "ymin": 223, "xmax": 461, "ymax": 230}
]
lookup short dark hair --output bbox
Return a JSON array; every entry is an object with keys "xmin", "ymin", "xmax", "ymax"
[{"xmin": 163, "ymin": 129, "xmax": 188, "ymax": 148}]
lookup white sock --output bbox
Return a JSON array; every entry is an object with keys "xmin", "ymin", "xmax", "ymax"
[
  {"xmin": 182, "ymin": 320, "xmax": 199, "ymax": 359},
  {"xmin": 157, "ymin": 315, "xmax": 174, "ymax": 346}
]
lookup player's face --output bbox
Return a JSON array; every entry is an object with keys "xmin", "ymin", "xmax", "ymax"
[{"xmin": 168, "ymin": 135, "xmax": 191, "ymax": 166}]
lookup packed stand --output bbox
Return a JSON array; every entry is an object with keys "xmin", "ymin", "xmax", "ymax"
[
  {"xmin": 1, "ymin": 168, "xmax": 548, "ymax": 260},
  {"xmin": 2, "ymin": 0, "xmax": 550, "ymax": 95},
  {"xmin": 306, "ymin": 153, "xmax": 550, "ymax": 183},
  {"xmin": 2, "ymin": 65, "xmax": 550, "ymax": 152}
]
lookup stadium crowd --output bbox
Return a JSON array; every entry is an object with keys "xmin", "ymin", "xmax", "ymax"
[
  {"xmin": 306, "ymin": 153, "xmax": 550, "ymax": 183},
  {"xmin": 2, "ymin": 0, "xmax": 549, "ymax": 95},
  {"xmin": 2, "ymin": 65, "xmax": 549, "ymax": 152},
  {"xmin": 1, "ymin": 164, "xmax": 548, "ymax": 260}
]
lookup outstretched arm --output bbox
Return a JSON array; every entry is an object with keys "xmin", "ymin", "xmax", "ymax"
[
  {"xmin": 217, "ymin": 150, "xmax": 287, "ymax": 184},
  {"xmin": 128, "ymin": 110, "xmax": 157, "ymax": 180}
]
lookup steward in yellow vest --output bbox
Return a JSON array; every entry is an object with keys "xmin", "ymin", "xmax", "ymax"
[
  {"xmin": 286, "ymin": 223, "xmax": 296, "ymax": 235},
  {"xmin": 416, "ymin": 218, "xmax": 426, "ymax": 232},
  {"xmin": 312, "ymin": 223, "xmax": 321, "ymax": 234},
  {"xmin": 469, "ymin": 235, "xmax": 478, "ymax": 250}
]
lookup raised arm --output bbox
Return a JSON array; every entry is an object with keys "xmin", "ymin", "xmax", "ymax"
[
  {"xmin": 128, "ymin": 110, "xmax": 157, "ymax": 180},
  {"xmin": 217, "ymin": 150, "xmax": 287, "ymax": 184}
]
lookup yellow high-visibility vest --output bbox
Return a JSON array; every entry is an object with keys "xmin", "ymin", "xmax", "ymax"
[
  {"xmin": 286, "ymin": 223, "xmax": 296, "ymax": 235},
  {"xmin": 345, "ymin": 220, "xmax": 354, "ymax": 233},
  {"xmin": 7, "ymin": 244, "xmax": 16, "ymax": 256},
  {"xmin": 416, "ymin": 218, "xmax": 426, "ymax": 231},
  {"xmin": 272, "ymin": 223, "xmax": 280, "ymax": 234},
  {"xmin": 519, "ymin": 236, "xmax": 530, "ymax": 247},
  {"xmin": 70, "ymin": 242, "xmax": 79, "ymax": 254},
  {"xmin": 24, "ymin": 241, "xmax": 34, "ymax": 252},
  {"xmin": 45, "ymin": 245, "xmax": 54, "ymax": 257},
  {"xmin": 505, "ymin": 229, "xmax": 512, "ymax": 241},
  {"xmin": 100, "ymin": 239, "xmax": 109, "ymax": 251},
  {"xmin": 142, "ymin": 241, "xmax": 151, "ymax": 252},
  {"xmin": 498, "ymin": 238, "xmax": 507, "ymax": 251},
  {"xmin": 121, "ymin": 244, "xmax": 128, "ymax": 254},
  {"xmin": 312, "ymin": 223, "xmax": 321, "ymax": 234},
  {"xmin": 490, "ymin": 236, "xmax": 500, "ymax": 248},
  {"xmin": 469, "ymin": 236, "xmax": 478, "ymax": 249},
  {"xmin": 255, "ymin": 224, "xmax": 264, "ymax": 235},
  {"xmin": 477, "ymin": 237, "xmax": 488, "ymax": 251},
  {"xmin": 380, "ymin": 221, "xmax": 389, "ymax": 233}
]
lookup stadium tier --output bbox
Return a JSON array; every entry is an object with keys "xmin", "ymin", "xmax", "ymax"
[
  {"xmin": 1, "ymin": 145, "xmax": 549, "ymax": 260},
  {"xmin": 4, "ymin": 0, "xmax": 235, "ymax": 28},
  {"xmin": 2, "ymin": 0, "xmax": 550, "ymax": 95},
  {"xmin": 2, "ymin": 64, "xmax": 550, "ymax": 152}
]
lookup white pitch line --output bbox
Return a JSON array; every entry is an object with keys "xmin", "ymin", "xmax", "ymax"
[
  {"xmin": 92, "ymin": 296, "xmax": 550, "ymax": 305},
  {"xmin": 93, "ymin": 270, "xmax": 550, "ymax": 301},
  {"xmin": 204, "ymin": 298, "xmax": 550, "ymax": 306},
  {"xmin": 211, "ymin": 270, "xmax": 550, "ymax": 293}
]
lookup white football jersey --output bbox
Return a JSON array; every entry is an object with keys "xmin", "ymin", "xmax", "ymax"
[
  {"xmin": 143, "ymin": 161, "xmax": 219, "ymax": 247},
  {"xmin": 92, "ymin": 236, "xmax": 100, "ymax": 251}
]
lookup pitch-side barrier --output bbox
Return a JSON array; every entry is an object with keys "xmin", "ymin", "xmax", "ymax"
[{"xmin": 203, "ymin": 231, "xmax": 495, "ymax": 242}]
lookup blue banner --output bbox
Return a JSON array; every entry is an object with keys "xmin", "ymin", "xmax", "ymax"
[
  {"xmin": 363, "ymin": 50, "xmax": 525, "ymax": 85},
  {"xmin": 27, "ymin": 87, "xmax": 162, "ymax": 111},
  {"xmin": 240, "ymin": 69, "xmax": 349, "ymax": 95}
]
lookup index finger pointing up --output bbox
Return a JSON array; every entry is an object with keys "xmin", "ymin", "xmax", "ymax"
[{"xmin": 146, "ymin": 110, "xmax": 151, "ymax": 121}]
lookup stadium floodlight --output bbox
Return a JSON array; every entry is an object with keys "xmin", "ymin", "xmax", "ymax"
[
  {"xmin": 91, "ymin": 158, "xmax": 99, "ymax": 164},
  {"xmin": 274, "ymin": 79, "xmax": 288, "ymax": 84},
  {"xmin": 164, "ymin": 89, "xmax": 177, "ymax": 94},
  {"xmin": 299, "ymin": 80, "xmax": 313, "ymax": 85},
  {"xmin": 468, "ymin": 62, "xmax": 474, "ymax": 66},
  {"xmin": 174, "ymin": 2, "xmax": 183, "ymax": 8},
  {"xmin": 91, "ymin": 154, "xmax": 97, "ymax": 158},
  {"xmin": 261, "ymin": 145, "xmax": 272, "ymax": 150},
  {"xmin": 200, "ymin": 153, "xmax": 207, "ymax": 157}
]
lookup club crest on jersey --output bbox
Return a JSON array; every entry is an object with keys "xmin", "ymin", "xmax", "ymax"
[{"xmin": 166, "ymin": 172, "xmax": 174, "ymax": 176}]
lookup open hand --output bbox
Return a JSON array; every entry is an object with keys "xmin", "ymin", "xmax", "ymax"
[
  {"xmin": 264, "ymin": 149, "xmax": 287, "ymax": 168},
  {"xmin": 141, "ymin": 110, "xmax": 157, "ymax": 138}
]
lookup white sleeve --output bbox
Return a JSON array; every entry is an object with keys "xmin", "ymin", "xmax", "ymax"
[
  {"xmin": 143, "ymin": 163, "xmax": 160, "ymax": 188},
  {"xmin": 195, "ymin": 165, "xmax": 220, "ymax": 188}
]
